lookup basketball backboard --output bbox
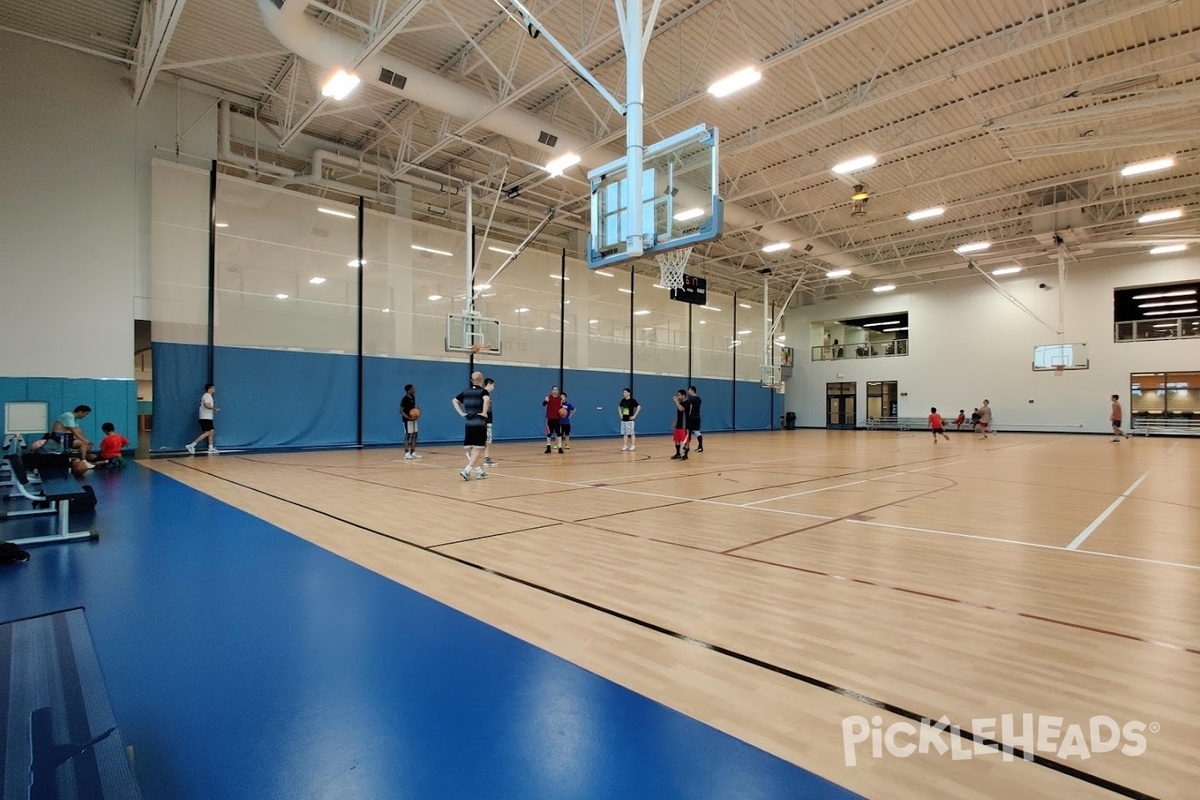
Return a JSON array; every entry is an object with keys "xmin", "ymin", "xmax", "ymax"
[
  {"xmin": 587, "ymin": 125, "xmax": 723, "ymax": 269},
  {"xmin": 447, "ymin": 313, "xmax": 502, "ymax": 355}
]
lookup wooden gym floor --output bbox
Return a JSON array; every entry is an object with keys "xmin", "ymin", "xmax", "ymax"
[{"xmin": 150, "ymin": 429, "xmax": 1200, "ymax": 800}]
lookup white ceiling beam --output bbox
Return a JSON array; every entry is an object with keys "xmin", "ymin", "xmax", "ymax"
[
  {"xmin": 133, "ymin": 0, "xmax": 190, "ymax": 106},
  {"xmin": 280, "ymin": 0, "xmax": 432, "ymax": 147}
]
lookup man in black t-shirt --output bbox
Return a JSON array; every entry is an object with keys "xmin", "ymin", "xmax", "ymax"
[
  {"xmin": 452, "ymin": 371, "xmax": 491, "ymax": 480},
  {"xmin": 618, "ymin": 388, "xmax": 640, "ymax": 451},
  {"xmin": 400, "ymin": 384, "xmax": 420, "ymax": 459},
  {"xmin": 686, "ymin": 385, "xmax": 703, "ymax": 453},
  {"xmin": 670, "ymin": 389, "xmax": 689, "ymax": 460}
]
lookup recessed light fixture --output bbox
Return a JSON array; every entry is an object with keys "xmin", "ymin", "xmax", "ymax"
[
  {"xmin": 1149, "ymin": 244, "xmax": 1188, "ymax": 255},
  {"xmin": 832, "ymin": 155, "xmax": 877, "ymax": 174},
  {"xmin": 594, "ymin": 270, "xmax": 615, "ymax": 278},
  {"xmin": 589, "ymin": 319, "xmax": 599, "ymax": 324},
  {"xmin": 955, "ymin": 241, "xmax": 991, "ymax": 254},
  {"xmin": 515, "ymin": 307, "xmax": 530, "ymax": 313},
  {"xmin": 618, "ymin": 287, "xmax": 633, "ymax": 293},
  {"xmin": 653, "ymin": 284, "xmax": 667, "ymax": 289},
  {"xmin": 318, "ymin": 207, "xmax": 356, "ymax": 219},
  {"xmin": 1121, "ymin": 157, "xmax": 1174, "ymax": 177},
  {"xmin": 428, "ymin": 294, "xmax": 443, "ymax": 301},
  {"xmin": 320, "ymin": 69, "xmax": 360, "ymax": 100},
  {"xmin": 882, "ymin": 327, "xmax": 909, "ymax": 332},
  {"xmin": 488, "ymin": 246, "xmax": 516, "ymax": 255},
  {"xmin": 906, "ymin": 207, "xmax": 944, "ymax": 221},
  {"xmin": 738, "ymin": 303, "xmax": 752, "ymax": 309},
  {"xmin": 550, "ymin": 274, "xmax": 570, "ymax": 280},
  {"xmin": 863, "ymin": 320, "xmax": 901, "ymax": 327},
  {"xmin": 737, "ymin": 329, "xmax": 752, "ymax": 335},
  {"xmin": 275, "ymin": 293, "xmax": 288, "ymax": 300},
  {"xmin": 674, "ymin": 207, "xmax": 705, "ymax": 222},
  {"xmin": 308, "ymin": 276, "xmax": 326, "ymax": 284},
  {"xmin": 1144, "ymin": 308, "xmax": 1197, "ymax": 316},
  {"xmin": 544, "ymin": 153, "xmax": 581, "ymax": 176},
  {"xmin": 214, "ymin": 222, "xmax": 229, "ymax": 228},
  {"xmin": 701, "ymin": 305, "xmax": 721, "ymax": 312},
  {"xmin": 991, "ymin": 266, "xmax": 1022, "ymax": 276},
  {"xmin": 762, "ymin": 242, "xmax": 790, "ymax": 253},
  {"xmin": 347, "ymin": 259, "xmax": 365, "ymax": 267},
  {"xmin": 1138, "ymin": 208, "xmax": 1183, "ymax": 224},
  {"xmin": 382, "ymin": 308, "xmax": 390, "ymax": 314},
  {"xmin": 707, "ymin": 67, "xmax": 762, "ymax": 98},
  {"xmin": 699, "ymin": 320, "xmax": 706, "ymax": 325},
  {"xmin": 872, "ymin": 284, "xmax": 896, "ymax": 293},
  {"xmin": 634, "ymin": 309, "xmax": 651, "ymax": 316},
  {"xmin": 536, "ymin": 326, "xmax": 546, "ymax": 331},
  {"xmin": 1132, "ymin": 289, "xmax": 1195, "ymax": 300},
  {"xmin": 826, "ymin": 269, "xmax": 852, "ymax": 278},
  {"xmin": 412, "ymin": 245, "xmax": 454, "ymax": 256}
]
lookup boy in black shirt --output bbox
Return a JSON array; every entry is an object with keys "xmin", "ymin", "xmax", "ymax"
[
  {"xmin": 400, "ymin": 384, "xmax": 420, "ymax": 459},
  {"xmin": 618, "ymin": 388, "xmax": 640, "ymax": 451},
  {"xmin": 686, "ymin": 385, "xmax": 703, "ymax": 452}
]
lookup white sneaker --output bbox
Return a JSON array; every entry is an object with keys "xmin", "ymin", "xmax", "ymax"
[
  {"xmin": 629, "ymin": 445, "xmax": 635, "ymax": 451},
  {"xmin": 83, "ymin": 461, "xmax": 96, "ymax": 470},
  {"xmin": 412, "ymin": 452, "xmax": 423, "ymax": 459},
  {"xmin": 403, "ymin": 452, "xmax": 414, "ymax": 459},
  {"xmin": 185, "ymin": 443, "xmax": 196, "ymax": 455},
  {"xmin": 208, "ymin": 447, "xmax": 220, "ymax": 454},
  {"xmin": 460, "ymin": 467, "xmax": 472, "ymax": 481},
  {"xmin": 621, "ymin": 444, "xmax": 628, "ymax": 451},
  {"xmin": 475, "ymin": 469, "xmax": 489, "ymax": 479}
]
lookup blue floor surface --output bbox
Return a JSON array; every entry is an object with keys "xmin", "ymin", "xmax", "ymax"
[{"xmin": 1, "ymin": 464, "xmax": 860, "ymax": 800}]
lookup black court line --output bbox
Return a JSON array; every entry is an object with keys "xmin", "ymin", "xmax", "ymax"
[{"xmin": 164, "ymin": 460, "xmax": 1161, "ymax": 800}]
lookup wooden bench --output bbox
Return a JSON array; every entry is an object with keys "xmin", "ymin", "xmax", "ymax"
[
  {"xmin": 1, "ymin": 608, "xmax": 142, "ymax": 799},
  {"xmin": 2, "ymin": 454, "xmax": 97, "ymax": 548}
]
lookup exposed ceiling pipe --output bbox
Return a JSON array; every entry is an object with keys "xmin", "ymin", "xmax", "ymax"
[
  {"xmin": 256, "ymin": 0, "xmax": 868, "ymax": 273},
  {"xmin": 217, "ymin": 100, "xmax": 295, "ymax": 178}
]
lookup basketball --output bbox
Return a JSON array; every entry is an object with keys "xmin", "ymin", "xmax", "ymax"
[
  {"xmin": 558, "ymin": 407, "xmax": 569, "ymax": 418},
  {"xmin": 71, "ymin": 460, "xmax": 88, "ymax": 477},
  {"xmin": 410, "ymin": 408, "xmax": 421, "ymax": 420}
]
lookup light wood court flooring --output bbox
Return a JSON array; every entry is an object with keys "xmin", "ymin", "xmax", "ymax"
[{"xmin": 149, "ymin": 430, "xmax": 1200, "ymax": 800}]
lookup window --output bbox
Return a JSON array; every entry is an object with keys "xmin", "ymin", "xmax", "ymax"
[{"xmin": 1114, "ymin": 281, "xmax": 1200, "ymax": 342}]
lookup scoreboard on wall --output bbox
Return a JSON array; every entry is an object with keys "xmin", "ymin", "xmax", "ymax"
[{"xmin": 670, "ymin": 274, "xmax": 707, "ymax": 305}]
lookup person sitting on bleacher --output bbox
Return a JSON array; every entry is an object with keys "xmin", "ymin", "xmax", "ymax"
[{"xmin": 50, "ymin": 405, "xmax": 94, "ymax": 468}]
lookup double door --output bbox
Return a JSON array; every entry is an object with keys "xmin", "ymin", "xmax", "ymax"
[{"xmin": 826, "ymin": 382, "xmax": 856, "ymax": 429}]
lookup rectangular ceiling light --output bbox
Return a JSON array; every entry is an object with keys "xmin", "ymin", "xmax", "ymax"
[
  {"xmin": 1132, "ymin": 289, "xmax": 1196, "ymax": 300},
  {"xmin": 1139, "ymin": 300, "xmax": 1197, "ymax": 308},
  {"xmin": 882, "ymin": 327, "xmax": 909, "ymax": 332},
  {"xmin": 594, "ymin": 270, "xmax": 615, "ymax": 278},
  {"xmin": 826, "ymin": 269, "xmax": 852, "ymax": 278},
  {"xmin": 701, "ymin": 305, "xmax": 721, "ymax": 312},
  {"xmin": 954, "ymin": 241, "xmax": 990, "ymax": 254},
  {"xmin": 488, "ymin": 246, "xmax": 516, "ymax": 255},
  {"xmin": 347, "ymin": 259, "xmax": 365, "ymax": 267},
  {"xmin": 1149, "ymin": 244, "xmax": 1188, "ymax": 255},
  {"xmin": 308, "ymin": 276, "xmax": 326, "ymax": 285},
  {"xmin": 1144, "ymin": 308, "xmax": 1197, "ymax": 316},
  {"xmin": 214, "ymin": 222, "xmax": 229, "ymax": 228},
  {"xmin": 412, "ymin": 245, "xmax": 454, "ymax": 256},
  {"xmin": 544, "ymin": 153, "xmax": 581, "ymax": 176},
  {"xmin": 991, "ymin": 266, "xmax": 1022, "ymax": 276},
  {"xmin": 1121, "ymin": 157, "xmax": 1174, "ymax": 177},
  {"xmin": 1138, "ymin": 209, "xmax": 1183, "ymax": 224},
  {"xmin": 473, "ymin": 283, "xmax": 492, "ymax": 291},
  {"xmin": 872, "ymin": 284, "xmax": 896, "ymax": 293},
  {"xmin": 762, "ymin": 242, "xmax": 791, "ymax": 253},
  {"xmin": 738, "ymin": 303, "xmax": 752, "ymax": 309},
  {"xmin": 319, "ymin": 207, "xmax": 356, "ymax": 219},
  {"xmin": 832, "ymin": 155, "xmax": 877, "ymax": 174},
  {"xmin": 550, "ymin": 274, "xmax": 569, "ymax": 280},
  {"xmin": 707, "ymin": 67, "xmax": 761, "ymax": 98},
  {"xmin": 674, "ymin": 207, "xmax": 705, "ymax": 221},
  {"xmin": 618, "ymin": 287, "xmax": 632, "ymax": 293},
  {"xmin": 863, "ymin": 320, "xmax": 901, "ymax": 327},
  {"xmin": 321, "ymin": 69, "xmax": 360, "ymax": 100},
  {"xmin": 906, "ymin": 207, "xmax": 944, "ymax": 221},
  {"xmin": 634, "ymin": 309, "xmax": 651, "ymax": 316}
]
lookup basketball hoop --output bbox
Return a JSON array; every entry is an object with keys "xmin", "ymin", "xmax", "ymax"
[
  {"xmin": 655, "ymin": 246, "xmax": 692, "ymax": 290},
  {"xmin": 1054, "ymin": 364, "xmax": 1065, "ymax": 377}
]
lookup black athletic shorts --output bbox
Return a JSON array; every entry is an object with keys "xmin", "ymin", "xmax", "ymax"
[
  {"xmin": 463, "ymin": 426, "xmax": 487, "ymax": 448},
  {"xmin": 198, "ymin": 419, "xmax": 214, "ymax": 432},
  {"xmin": 546, "ymin": 419, "xmax": 562, "ymax": 436}
]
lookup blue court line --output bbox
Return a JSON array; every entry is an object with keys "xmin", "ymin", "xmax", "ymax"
[{"xmin": 0, "ymin": 465, "xmax": 860, "ymax": 800}]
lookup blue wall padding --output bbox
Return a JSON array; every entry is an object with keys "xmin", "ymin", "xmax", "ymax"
[
  {"xmin": 0, "ymin": 376, "xmax": 137, "ymax": 450},
  {"xmin": 151, "ymin": 342, "xmax": 774, "ymax": 451}
]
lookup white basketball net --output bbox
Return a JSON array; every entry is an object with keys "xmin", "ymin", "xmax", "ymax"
[{"xmin": 656, "ymin": 246, "xmax": 692, "ymax": 289}]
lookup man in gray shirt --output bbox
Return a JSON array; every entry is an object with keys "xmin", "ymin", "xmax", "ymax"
[{"xmin": 453, "ymin": 371, "xmax": 491, "ymax": 480}]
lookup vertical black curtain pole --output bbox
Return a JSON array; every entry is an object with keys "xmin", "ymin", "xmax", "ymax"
[
  {"xmin": 731, "ymin": 290, "xmax": 737, "ymax": 431},
  {"xmin": 206, "ymin": 160, "xmax": 217, "ymax": 383},
  {"xmin": 559, "ymin": 248, "xmax": 566, "ymax": 390},
  {"xmin": 687, "ymin": 303, "xmax": 693, "ymax": 388},
  {"xmin": 628, "ymin": 267, "xmax": 635, "ymax": 392},
  {"xmin": 356, "ymin": 195, "xmax": 365, "ymax": 447}
]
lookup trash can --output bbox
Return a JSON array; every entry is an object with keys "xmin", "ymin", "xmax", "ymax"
[{"xmin": 784, "ymin": 412, "xmax": 797, "ymax": 430}]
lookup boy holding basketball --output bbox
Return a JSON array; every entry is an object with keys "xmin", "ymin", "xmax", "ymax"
[
  {"xmin": 400, "ymin": 384, "xmax": 421, "ymax": 459},
  {"xmin": 543, "ymin": 385, "xmax": 564, "ymax": 453},
  {"xmin": 559, "ymin": 391, "xmax": 576, "ymax": 450},
  {"xmin": 928, "ymin": 407, "xmax": 950, "ymax": 442}
]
